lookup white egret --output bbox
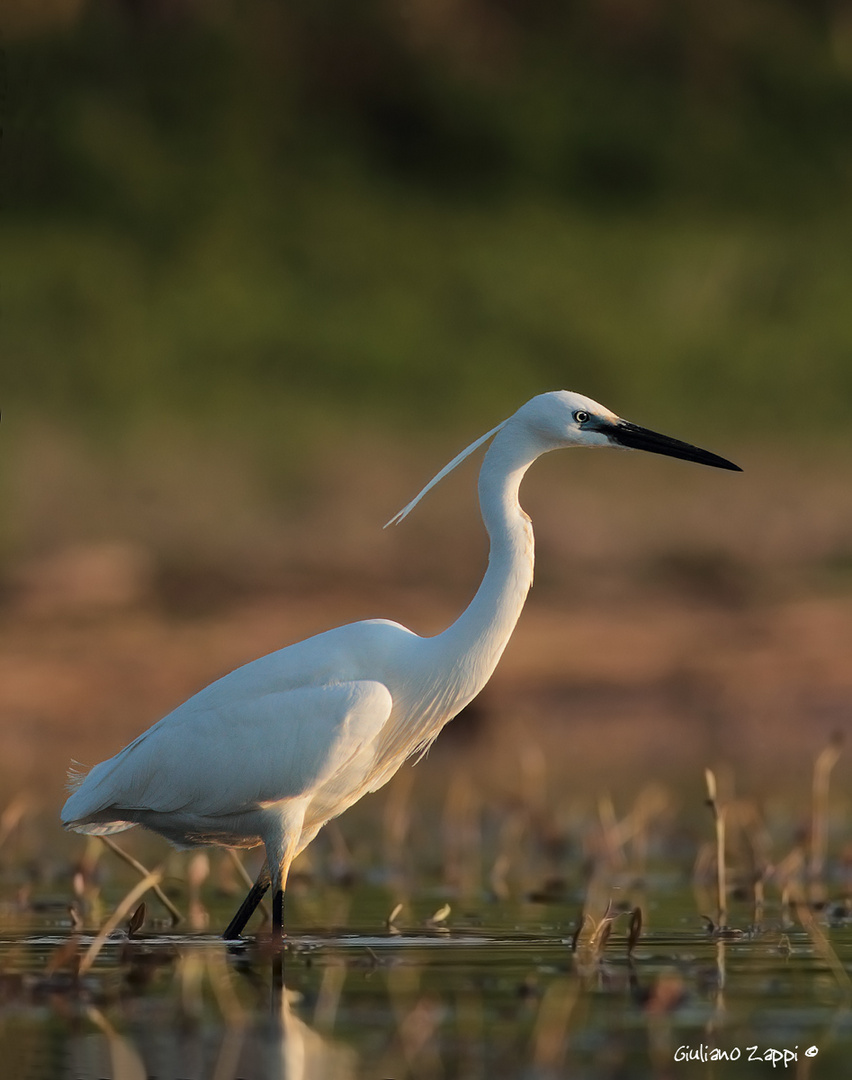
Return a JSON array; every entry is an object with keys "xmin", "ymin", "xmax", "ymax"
[{"xmin": 61, "ymin": 390, "xmax": 740, "ymax": 939}]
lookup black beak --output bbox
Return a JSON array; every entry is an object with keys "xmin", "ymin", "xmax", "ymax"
[{"xmin": 607, "ymin": 420, "xmax": 742, "ymax": 472}]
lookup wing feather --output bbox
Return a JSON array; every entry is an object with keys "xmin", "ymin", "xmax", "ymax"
[{"xmin": 62, "ymin": 679, "xmax": 393, "ymax": 824}]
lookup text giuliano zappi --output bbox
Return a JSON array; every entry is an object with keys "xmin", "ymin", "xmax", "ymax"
[{"xmin": 674, "ymin": 1044, "xmax": 818, "ymax": 1067}]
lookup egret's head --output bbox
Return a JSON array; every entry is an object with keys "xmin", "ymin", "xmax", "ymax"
[
  {"xmin": 386, "ymin": 389, "xmax": 740, "ymax": 528},
  {"xmin": 515, "ymin": 391, "xmax": 618, "ymax": 450},
  {"xmin": 518, "ymin": 390, "xmax": 741, "ymax": 471}
]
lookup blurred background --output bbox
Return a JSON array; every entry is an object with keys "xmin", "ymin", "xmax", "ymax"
[{"xmin": 2, "ymin": 0, "xmax": 852, "ymax": 851}]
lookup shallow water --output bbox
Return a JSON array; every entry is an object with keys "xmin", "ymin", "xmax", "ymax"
[{"xmin": 3, "ymin": 885, "xmax": 852, "ymax": 1080}]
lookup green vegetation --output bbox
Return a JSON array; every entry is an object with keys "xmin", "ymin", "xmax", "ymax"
[{"xmin": 3, "ymin": 0, "xmax": 852, "ymax": 451}]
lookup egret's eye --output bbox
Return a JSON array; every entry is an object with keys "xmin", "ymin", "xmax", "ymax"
[{"xmin": 574, "ymin": 410, "xmax": 590, "ymax": 425}]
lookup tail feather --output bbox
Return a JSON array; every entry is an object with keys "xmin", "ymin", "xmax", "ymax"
[
  {"xmin": 62, "ymin": 749, "xmax": 139, "ymax": 838},
  {"xmin": 61, "ymin": 754, "xmax": 124, "ymax": 826},
  {"xmin": 63, "ymin": 819, "xmax": 135, "ymax": 836},
  {"xmin": 66, "ymin": 760, "xmax": 90, "ymax": 793}
]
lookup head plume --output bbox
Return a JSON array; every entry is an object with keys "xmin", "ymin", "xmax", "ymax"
[{"xmin": 384, "ymin": 419, "xmax": 508, "ymax": 527}]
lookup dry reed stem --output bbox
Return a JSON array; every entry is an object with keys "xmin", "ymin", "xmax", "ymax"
[
  {"xmin": 313, "ymin": 958, "xmax": 347, "ymax": 1032},
  {"xmin": 384, "ymin": 963, "xmax": 442, "ymax": 1079},
  {"xmin": 85, "ymin": 1005, "xmax": 147, "ymax": 1080},
  {"xmin": 753, "ymin": 874, "xmax": 765, "ymax": 930},
  {"xmin": 774, "ymin": 845, "xmax": 806, "ymax": 924},
  {"xmin": 715, "ymin": 938, "xmax": 727, "ymax": 1000},
  {"xmin": 99, "ymin": 835, "xmax": 182, "ymax": 925},
  {"xmin": 205, "ymin": 946, "xmax": 247, "ymax": 1027},
  {"xmin": 79, "ymin": 868, "xmax": 164, "ymax": 975},
  {"xmin": 383, "ymin": 766, "xmax": 415, "ymax": 878},
  {"xmin": 731, "ymin": 799, "xmax": 771, "ymax": 929},
  {"xmin": 620, "ymin": 784, "xmax": 671, "ymax": 876},
  {"xmin": 531, "ymin": 978, "xmax": 579, "ymax": 1073},
  {"xmin": 0, "ymin": 795, "xmax": 30, "ymax": 851},
  {"xmin": 176, "ymin": 948, "xmax": 205, "ymax": 1022},
  {"xmin": 587, "ymin": 900, "xmax": 615, "ymax": 954},
  {"xmin": 187, "ymin": 852, "xmax": 210, "ymax": 931},
  {"xmin": 810, "ymin": 733, "xmax": 843, "ymax": 901},
  {"xmin": 210, "ymin": 1028, "xmax": 247, "ymax": 1080},
  {"xmin": 442, "ymin": 768, "xmax": 482, "ymax": 896},
  {"xmin": 488, "ymin": 851, "xmax": 511, "ymax": 901},
  {"xmin": 598, "ymin": 793, "xmax": 627, "ymax": 869},
  {"xmin": 454, "ymin": 984, "xmax": 484, "ymax": 1078},
  {"xmin": 705, "ymin": 768, "xmax": 727, "ymax": 928},
  {"xmin": 794, "ymin": 897, "xmax": 852, "ymax": 998}
]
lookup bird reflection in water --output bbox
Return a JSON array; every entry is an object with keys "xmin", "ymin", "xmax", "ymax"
[{"xmin": 67, "ymin": 947, "xmax": 356, "ymax": 1080}]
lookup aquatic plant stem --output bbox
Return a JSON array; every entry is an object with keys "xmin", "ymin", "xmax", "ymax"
[
  {"xmin": 100, "ymin": 835, "xmax": 182, "ymax": 926},
  {"xmin": 705, "ymin": 769, "xmax": 727, "ymax": 928}
]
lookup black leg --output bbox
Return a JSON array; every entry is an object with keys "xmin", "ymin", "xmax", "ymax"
[
  {"xmin": 272, "ymin": 950, "xmax": 284, "ymax": 997},
  {"xmin": 272, "ymin": 888, "xmax": 284, "ymax": 943},
  {"xmin": 222, "ymin": 866, "xmax": 272, "ymax": 940},
  {"xmin": 270, "ymin": 888, "xmax": 285, "ymax": 996}
]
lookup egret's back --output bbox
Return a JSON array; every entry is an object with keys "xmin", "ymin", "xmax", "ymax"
[{"xmin": 61, "ymin": 617, "xmax": 420, "ymax": 846}]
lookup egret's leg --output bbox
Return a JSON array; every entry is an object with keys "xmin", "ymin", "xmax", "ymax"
[
  {"xmin": 223, "ymin": 861, "xmax": 272, "ymax": 940},
  {"xmin": 264, "ymin": 804, "xmax": 304, "ymax": 951},
  {"xmin": 271, "ymin": 884, "xmax": 285, "ymax": 1003},
  {"xmin": 271, "ymin": 852, "xmax": 294, "ymax": 946},
  {"xmin": 270, "ymin": 864, "xmax": 289, "ymax": 992},
  {"xmin": 268, "ymin": 834, "xmax": 302, "ymax": 957},
  {"xmin": 272, "ymin": 888, "xmax": 284, "ymax": 941}
]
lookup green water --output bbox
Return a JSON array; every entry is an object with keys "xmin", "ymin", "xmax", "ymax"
[{"xmin": 2, "ymin": 886, "xmax": 852, "ymax": 1080}]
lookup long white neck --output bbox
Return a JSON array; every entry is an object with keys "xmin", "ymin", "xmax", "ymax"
[{"xmin": 430, "ymin": 419, "xmax": 540, "ymax": 689}]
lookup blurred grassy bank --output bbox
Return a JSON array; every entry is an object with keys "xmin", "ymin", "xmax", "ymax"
[
  {"xmin": 6, "ymin": 164, "xmax": 852, "ymax": 576},
  {"xmin": 8, "ymin": 190, "xmax": 852, "ymax": 441},
  {"xmin": 4, "ymin": 0, "xmax": 852, "ymax": 458}
]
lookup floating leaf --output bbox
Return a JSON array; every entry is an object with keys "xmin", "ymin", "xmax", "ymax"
[
  {"xmin": 427, "ymin": 903, "xmax": 451, "ymax": 925},
  {"xmin": 128, "ymin": 901, "xmax": 146, "ymax": 938}
]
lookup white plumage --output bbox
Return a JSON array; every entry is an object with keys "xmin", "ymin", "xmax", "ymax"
[{"xmin": 62, "ymin": 390, "xmax": 739, "ymax": 937}]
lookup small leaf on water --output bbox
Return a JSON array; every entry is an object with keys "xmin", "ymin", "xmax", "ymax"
[
  {"xmin": 627, "ymin": 907, "xmax": 643, "ymax": 955},
  {"xmin": 128, "ymin": 901, "xmax": 146, "ymax": 938}
]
